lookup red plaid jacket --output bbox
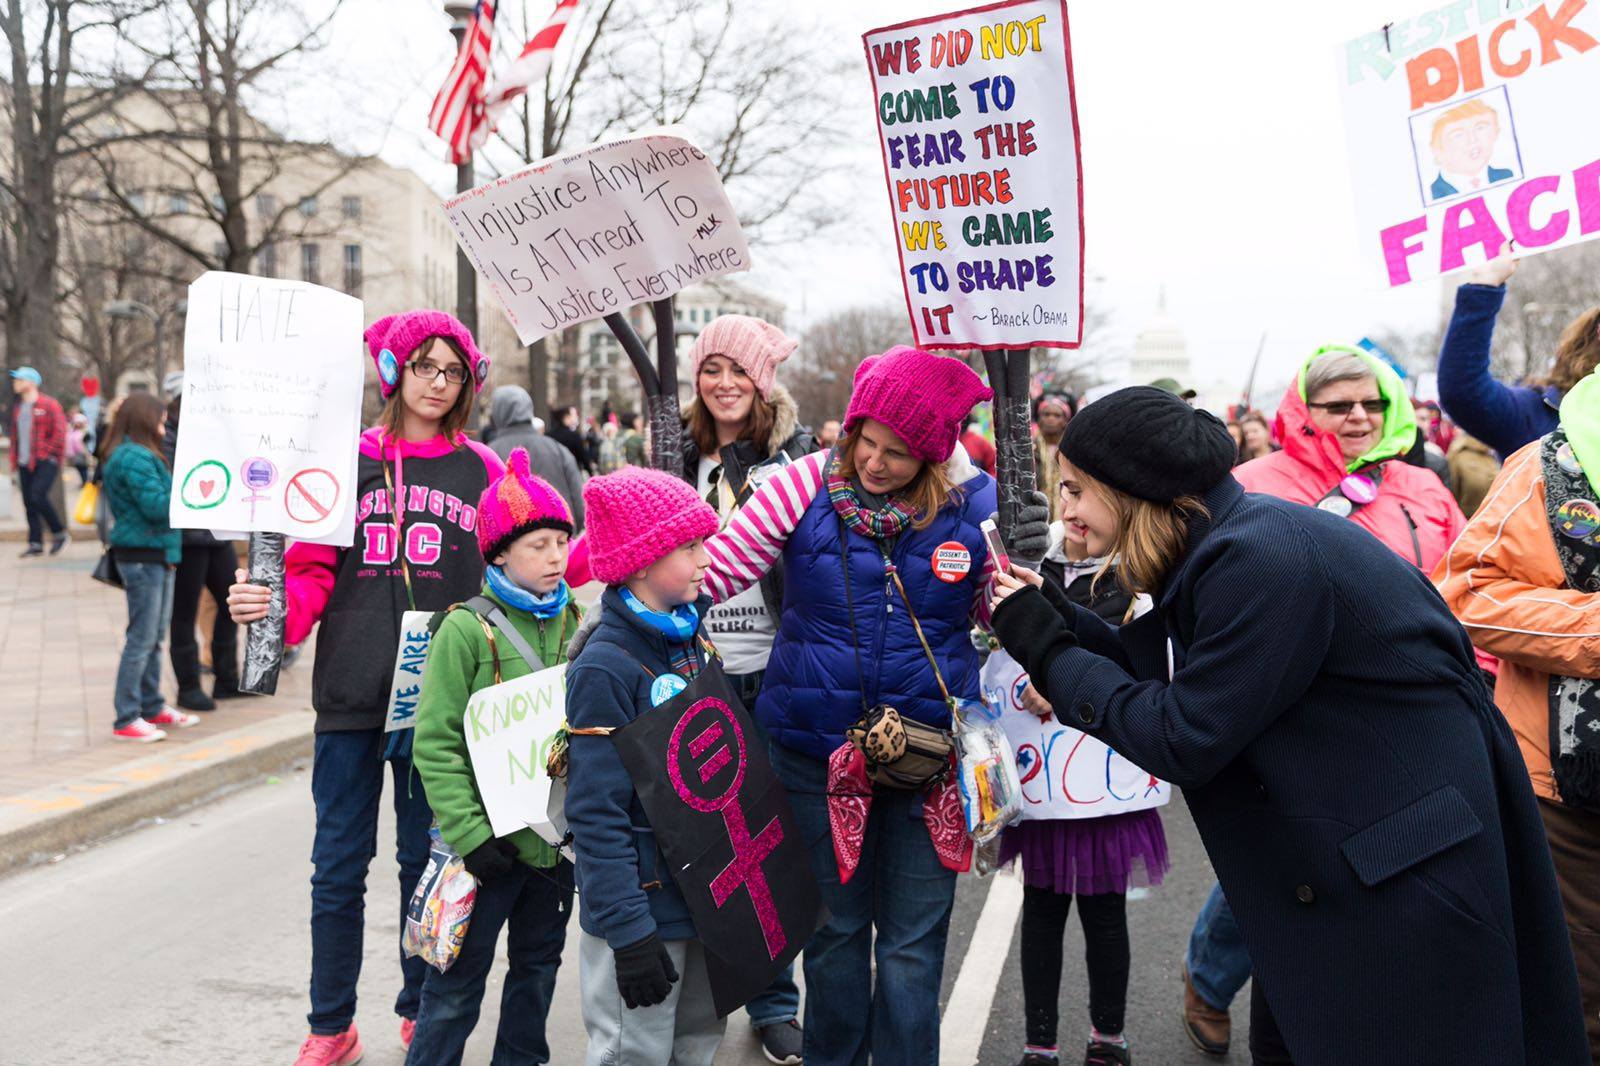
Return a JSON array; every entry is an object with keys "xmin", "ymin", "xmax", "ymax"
[{"xmin": 10, "ymin": 393, "xmax": 67, "ymax": 471}]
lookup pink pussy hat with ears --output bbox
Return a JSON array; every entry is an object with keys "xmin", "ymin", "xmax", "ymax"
[
  {"xmin": 477, "ymin": 447, "xmax": 575, "ymax": 561},
  {"xmin": 843, "ymin": 346, "xmax": 994, "ymax": 465},
  {"xmin": 364, "ymin": 309, "xmax": 490, "ymax": 399},
  {"xmin": 688, "ymin": 314, "xmax": 797, "ymax": 400},
  {"xmin": 583, "ymin": 466, "xmax": 719, "ymax": 586}
]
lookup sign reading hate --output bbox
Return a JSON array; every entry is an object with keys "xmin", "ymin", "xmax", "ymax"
[
  {"xmin": 169, "ymin": 272, "xmax": 364, "ymax": 546},
  {"xmin": 1339, "ymin": 0, "xmax": 1600, "ymax": 286},
  {"xmin": 864, "ymin": 0, "xmax": 1084, "ymax": 351},
  {"xmin": 442, "ymin": 129, "xmax": 752, "ymax": 344}
]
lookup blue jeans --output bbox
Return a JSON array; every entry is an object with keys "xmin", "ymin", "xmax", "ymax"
[
  {"xmin": 114, "ymin": 561, "xmax": 174, "ymax": 728},
  {"xmin": 1185, "ymin": 881, "xmax": 1252, "ymax": 1011},
  {"xmin": 308, "ymin": 729, "xmax": 435, "ymax": 1035},
  {"xmin": 771, "ymin": 742, "xmax": 956, "ymax": 1066},
  {"xmin": 729, "ymin": 669, "xmax": 801, "ymax": 1029},
  {"xmin": 407, "ymin": 859, "xmax": 574, "ymax": 1065}
]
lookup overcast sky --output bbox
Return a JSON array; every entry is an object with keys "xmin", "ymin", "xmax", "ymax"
[{"xmin": 319, "ymin": 0, "xmax": 1457, "ymax": 401}]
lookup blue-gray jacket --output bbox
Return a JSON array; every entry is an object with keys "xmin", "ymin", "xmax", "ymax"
[
  {"xmin": 1437, "ymin": 283, "xmax": 1562, "ymax": 457},
  {"xmin": 564, "ymin": 587, "xmax": 708, "ymax": 948}
]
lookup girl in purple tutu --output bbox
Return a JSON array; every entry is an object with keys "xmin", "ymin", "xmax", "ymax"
[{"xmin": 1003, "ymin": 511, "xmax": 1170, "ymax": 1066}]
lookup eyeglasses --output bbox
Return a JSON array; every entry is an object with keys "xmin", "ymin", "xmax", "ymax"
[
  {"xmin": 409, "ymin": 359, "xmax": 469, "ymax": 386},
  {"xmin": 1307, "ymin": 399, "xmax": 1387, "ymax": 418}
]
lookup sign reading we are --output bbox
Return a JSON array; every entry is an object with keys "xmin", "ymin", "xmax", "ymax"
[{"xmin": 864, "ymin": 0, "xmax": 1084, "ymax": 351}]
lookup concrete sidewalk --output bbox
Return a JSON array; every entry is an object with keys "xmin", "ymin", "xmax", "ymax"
[{"xmin": 0, "ymin": 533, "xmax": 314, "ymax": 869}]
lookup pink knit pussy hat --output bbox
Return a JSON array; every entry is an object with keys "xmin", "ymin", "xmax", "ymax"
[
  {"xmin": 584, "ymin": 466, "xmax": 718, "ymax": 586},
  {"xmin": 477, "ymin": 447, "xmax": 575, "ymax": 560},
  {"xmin": 843, "ymin": 346, "xmax": 994, "ymax": 464},
  {"xmin": 365, "ymin": 309, "xmax": 490, "ymax": 399},
  {"xmin": 688, "ymin": 314, "xmax": 797, "ymax": 400}
]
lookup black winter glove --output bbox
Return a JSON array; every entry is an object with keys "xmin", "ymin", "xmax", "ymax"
[
  {"xmin": 614, "ymin": 933, "xmax": 680, "ymax": 1009},
  {"xmin": 991, "ymin": 585, "xmax": 1079, "ymax": 682},
  {"xmin": 461, "ymin": 837, "xmax": 520, "ymax": 882}
]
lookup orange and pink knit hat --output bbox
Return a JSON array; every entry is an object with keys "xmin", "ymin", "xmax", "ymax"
[
  {"xmin": 477, "ymin": 448, "xmax": 574, "ymax": 560},
  {"xmin": 583, "ymin": 466, "xmax": 719, "ymax": 585}
]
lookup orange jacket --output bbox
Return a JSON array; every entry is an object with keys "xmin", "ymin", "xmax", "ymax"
[{"xmin": 1434, "ymin": 441, "xmax": 1600, "ymax": 800}]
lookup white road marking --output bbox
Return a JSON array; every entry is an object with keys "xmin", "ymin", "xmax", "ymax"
[{"xmin": 940, "ymin": 870, "xmax": 1026, "ymax": 1065}]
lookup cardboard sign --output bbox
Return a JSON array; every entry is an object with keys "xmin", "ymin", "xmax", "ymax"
[
  {"xmin": 442, "ymin": 128, "xmax": 752, "ymax": 344},
  {"xmin": 170, "ymin": 272, "xmax": 364, "ymax": 546},
  {"xmin": 1338, "ymin": 0, "xmax": 1600, "ymax": 286},
  {"xmin": 864, "ymin": 0, "xmax": 1084, "ymax": 351},
  {"xmin": 462, "ymin": 664, "xmax": 570, "ymax": 840},
  {"xmin": 384, "ymin": 611, "xmax": 435, "ymax": 733},
  {"xmin": 611, "ymin": 661, "xmax": 824, "ymax": 1018},
  {"xmin": 980, "ymin": 649, "xmax": 1169, "ymax": 820}
]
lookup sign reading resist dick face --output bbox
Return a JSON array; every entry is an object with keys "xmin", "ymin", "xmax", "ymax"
[
  {"xmin": 442, "ymin": 128, "xmax": 752, "ymax": 345},
  {"xmin": 169, "ymin": 272, "xmax": 363, "ymax": 546}
]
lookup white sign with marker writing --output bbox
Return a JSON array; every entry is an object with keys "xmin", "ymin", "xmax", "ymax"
[
  {"xmin": 463, "ymin": 664, "xmax": 570, "ymax": 840},
  {"xmin": 384, "ymin": 611, "xmax": 435, "ymax": 733},
  {"xmin": 169, "ymin": 272, "xmax": 364, "ymax": 546}
]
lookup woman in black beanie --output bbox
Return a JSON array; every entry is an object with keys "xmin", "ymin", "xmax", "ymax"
[{"xmin": 988, "ymin": 387, "xmax": 1585, "ymax": 1066}]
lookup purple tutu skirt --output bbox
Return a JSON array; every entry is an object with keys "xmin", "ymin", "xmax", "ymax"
[{"xmin": 996, "ymin": 808, "xmax": 1170, "ymax": 896}]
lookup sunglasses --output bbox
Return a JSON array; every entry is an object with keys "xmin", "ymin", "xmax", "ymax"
[
  {"xmin": 1307, "ymin": 399, "xmax": 1387, "ymax": 417},
  {"xmin": 410, "ymin": 359, "xmax": 470, "ymax": 386}
]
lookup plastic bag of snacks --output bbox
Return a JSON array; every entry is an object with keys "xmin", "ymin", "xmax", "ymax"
[
  {"xmin": 402, "ymin": 827, "xmax": 478, "ymax": 973},
  {"xmin": 951, "ymin": 697, "xmax": 1022, "ymax": 844}
]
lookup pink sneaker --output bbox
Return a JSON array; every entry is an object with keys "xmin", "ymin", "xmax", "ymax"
[
  {"xmin": 294, "ymin": 1026, "xmax": 363, "ymax": 1066},
  {"xmin": 147, "ymin": 706, "xmax": 200, "ymax": 729},
  {"xmin": 399, "ymin": 1017, "xmax": 415, "ymax": 1048},
  {"xmin": 112, "ymin": 719, "xmax": 167, "ymax": 743}
]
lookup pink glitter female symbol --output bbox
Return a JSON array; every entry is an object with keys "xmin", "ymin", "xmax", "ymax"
[
  {"xmin": 666, "ymin": 697, "xmax": 787, "ymax": 960},
  {"xmin": 240, "ymin": 457, "xmax": 278, "ymax": 523}
]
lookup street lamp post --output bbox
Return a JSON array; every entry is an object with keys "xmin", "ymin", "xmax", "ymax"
[
  {"xmin": 445, "ymin": 2, "xmax": 479, "ymax": 339},
  {"xmin": 106, "ymin": 298, "xmax": 188, "ymax": 390}
]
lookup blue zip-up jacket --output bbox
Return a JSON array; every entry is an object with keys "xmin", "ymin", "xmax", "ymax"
[
  {"xmin": 757, "ymin": 467, "xmax": 997, "ymax": 761},
  {"xmin": 103, "ymin": 442, "xmax": 181, "ymax": 564},
  {"xmin": 564, "ymin": 586, "xmax": 709, "ymax": 948},
  {"xmin": 1436, "ymin": 283, "xmax": 1562, "ymax": 458}
]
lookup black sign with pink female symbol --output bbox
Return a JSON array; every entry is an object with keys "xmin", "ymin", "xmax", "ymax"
[{"xmin": 612, "ymin": 659, "xmax": 825, "ymax": 1018}]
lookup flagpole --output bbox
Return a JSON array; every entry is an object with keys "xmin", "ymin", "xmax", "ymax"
[{"xmin": 446, "ymin": 2, "xmax": 479, "ymax": 339}]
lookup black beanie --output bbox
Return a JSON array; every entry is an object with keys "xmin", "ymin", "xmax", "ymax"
[{"xmin": 1060, "ymin": 386, "xmax": 1236, "ymax": 503}]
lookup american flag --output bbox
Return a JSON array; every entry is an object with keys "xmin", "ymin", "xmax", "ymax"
[
  {"xmin": 427, "ymin": 0, "xmax": 498, "ymax": 165},
  {"xmin": 471, "ymin": 0, "xmax": 581, "ymax": 153}
]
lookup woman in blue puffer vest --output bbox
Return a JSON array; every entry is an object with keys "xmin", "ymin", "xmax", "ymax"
[{"xmin": 702, "ymin": 346, "xmax": 1047, "ymax": 1066}]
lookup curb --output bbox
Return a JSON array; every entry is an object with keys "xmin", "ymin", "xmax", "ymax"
[{"xmin": 0, "ymin": 712, "xmax": 313, "ymax": 872}]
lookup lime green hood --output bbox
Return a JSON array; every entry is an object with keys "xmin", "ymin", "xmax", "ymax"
[
  {"xmin": 1559, "ymin": 370, "xmax": 1600, "ymax": 496},
  {"xmin": 1296, "ymin": 345, "xmax": 1417, "ymax": 472}
]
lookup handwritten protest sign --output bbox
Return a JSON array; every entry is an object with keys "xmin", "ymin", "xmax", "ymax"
[
  {"xmin": 980, "ymin": 649, "xmax": 1168, "ymax": 820},
  {"xmin": 384, "ymin": 612, "xmax": 434, "ymax": 734},
  {"xmin": 170, "ymin": 272, "xmax": 363, "ymax": 546},
  {"xmin": 463, "ymin": 664, "xmax": 569, "ymax": 841},
  {"xmin": 864, "ymin": 0, "xmax": 1083, "ymax": 351},
  {"xmin": 1339, "ymin": 0, "xmax": 1600, "ymax": 286},
  {"xmin": 442, "ymin": 128, "xmax": 751, "ymax": 345}
]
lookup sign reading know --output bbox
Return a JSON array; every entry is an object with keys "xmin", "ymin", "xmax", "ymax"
[
  {"xmin": 1339, "ymin": 0, "xmax": 1600, "ymax": 286},
  {"xmin": 442, "ymin": 128, "xmax": 752, "ymax": 344},
  {"xmin": 864, "ymin": 0, "xmax": 1084, "ymax": 350},
  {"xmin": 463, "ymin": 663, "xmax": 570, "ymax": 842},
  {"xmin": 169, "ymin": 272, "xmax": 364, "ymax": 546}
]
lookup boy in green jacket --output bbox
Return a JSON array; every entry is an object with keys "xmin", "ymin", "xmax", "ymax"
[{"xmin": 408, "ymin": 448, "xmax": 583, "ymax": 1065}]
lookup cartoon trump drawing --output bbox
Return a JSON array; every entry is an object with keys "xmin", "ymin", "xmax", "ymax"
[{"xmin": 1427, "ymin": 98, "xmax": 1516, "ymax": 202}]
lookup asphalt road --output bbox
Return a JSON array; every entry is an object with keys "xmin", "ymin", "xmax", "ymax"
[{"xmin": 11, "ymin": 770, "xmax": 1252, "ymax": 1064}]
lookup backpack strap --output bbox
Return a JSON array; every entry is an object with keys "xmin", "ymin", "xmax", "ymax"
[{"xmin": 464, "ymin": 594, "xmax": 546, "ymax": 674}]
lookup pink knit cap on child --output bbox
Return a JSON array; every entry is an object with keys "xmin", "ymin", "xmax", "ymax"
[
  {"xmin": 843, "ymin": 346, "xmax": 994, "ymax": 464},
  {"xmin": 364, "ymin": 309, "xmax": 490, "ymax": 399},
  {"xmin": 688, "ymin": 314, "xmax": 797, "ymax": 400},
  {"xmin": 477, "ymin": 448, "xmax": 575, "ymax": 560},
  {"xmin": 583, "ymin": 467, "xmax": 718, "ymax": 585}
]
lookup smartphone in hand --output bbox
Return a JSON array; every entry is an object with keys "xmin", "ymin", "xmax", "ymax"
[{"xmin": 980, "ymin": 518, "xmax": 1010, "ymax": 574}]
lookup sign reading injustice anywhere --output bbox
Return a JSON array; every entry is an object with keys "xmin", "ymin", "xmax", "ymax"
[
  {"xmin": 442, "ymin": 128, "xmax": 752, "ymax": 344},
  {"xmin": 864, "ymin": 0, "xmax": 1084, "ymax": 350},
  {"xmin": 1339, "ymin": 0, "xmax": 1600, "ymax": 286},
  {"xmin": 981, "ymin": 649, "xmax": 1169, "ymax": 821},
  {"xmin": 170, "ymin": 272, "xmax": 363, "ymax": 546}
]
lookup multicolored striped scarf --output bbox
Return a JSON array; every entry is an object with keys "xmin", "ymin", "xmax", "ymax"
[{"xmin": 826, "ymin": 449, "xmax": 921, "ymax": 541}]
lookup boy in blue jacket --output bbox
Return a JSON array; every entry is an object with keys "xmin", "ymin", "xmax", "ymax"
[{"xmin": 564, "ymin": 466, "xmax": 723, "ymax": 1066}]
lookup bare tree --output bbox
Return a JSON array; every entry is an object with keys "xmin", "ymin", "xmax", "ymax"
[
  {"xmin": 1477, "ymin": 242, "xmax": 1600, "ymax": 383},
  {"xmin": 0, "ymin": 0, "xmax": 163, "ymax": 387},
  {"xmin": 793, "ymin": 304, "xmax": 906, "ymax": 426},
  {"xmin": 57, "ymin": 215, "xmax": 187, "ymax": 389},
  {"xmin": 79, "ymin": 0, "xmax": 367, "ymax": 276}
]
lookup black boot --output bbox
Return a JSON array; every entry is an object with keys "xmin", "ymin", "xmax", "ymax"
[{"xmin": 176, "ymin": 686, "xmax": 217, "ymax": 711}]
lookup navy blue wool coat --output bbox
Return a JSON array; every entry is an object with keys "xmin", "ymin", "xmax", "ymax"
[{"xmin": 1023, "ymin": 477, "xmax": 1585, "ymax": 1064}]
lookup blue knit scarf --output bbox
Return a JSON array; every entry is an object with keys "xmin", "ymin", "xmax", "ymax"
[
  {"xmin": 619, "ymin": 588, "xmax": 699, "ymax": 641},
  {"xmin": 485, "ymin": 565, "xmax": 570, "ymax": 619}
]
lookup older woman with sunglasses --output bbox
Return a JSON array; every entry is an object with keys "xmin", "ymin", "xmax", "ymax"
[{"xmin": 1177, "ymin": 344, "xmax": 1470, "ymax": 1055}]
